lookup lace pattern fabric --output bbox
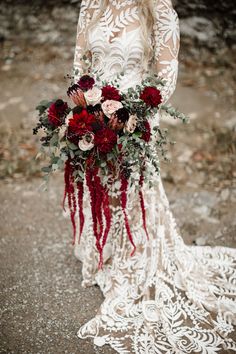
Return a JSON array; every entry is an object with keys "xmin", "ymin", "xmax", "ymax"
[
  {"xmin": 72, "ymin": 1, "xmax": 236, "ymax": 353},
  {"xmin": 73, "ymin": 0, "xmax": 179, "ymax": 101}
]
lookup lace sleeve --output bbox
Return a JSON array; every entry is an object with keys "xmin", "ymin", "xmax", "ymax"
[
  {"xmin": 153, "ymin": 0, "xmax": 180, "ymax": 103},
  {"xmin": 73, "ymin": 0, "xmax": 93, "ymax": 82}
]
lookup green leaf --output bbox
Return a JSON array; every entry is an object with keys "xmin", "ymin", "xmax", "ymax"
[
  {"xmin": 68, "ymin": 142, "xmax": 79, "ymax": 151},
  {"xmin": 78, "ymin": 170, "xmax": 84, "ymax": 179},
  {"xmin": 51, "ymin": 156, "xmax": 59, "ymax": 164},
  {"xmin": 61, "ymin": 153, "xmax": 68, "ymax": 162},
  {"xmin": 133, "ymin": 132, "xmax": 142, "ymax": 138},
  {"xmin": 41, "ymin": 166, "xmax": 52, "ymax": 173},
  {"xmin": 52, "ymin": 163, "xmax": 58, "ymax": 171},
  {"xmin": 50, "ymin": 133, "xmax": 59, "ymax": 147}
]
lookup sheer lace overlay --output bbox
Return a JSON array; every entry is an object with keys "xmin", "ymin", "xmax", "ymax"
[{"xmin": 72, "ymin": 1, "xmax": 236, "ymax": 353}]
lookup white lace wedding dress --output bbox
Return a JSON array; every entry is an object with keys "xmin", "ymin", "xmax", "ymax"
[{"xmin": 72, "ymin": 0, "xmax": 236, "ymax": 352}]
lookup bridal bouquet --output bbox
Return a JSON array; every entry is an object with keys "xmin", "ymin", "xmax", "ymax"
[{"xmin": 33, "ymin": 73, "xmax": 187, "ymax": 268}]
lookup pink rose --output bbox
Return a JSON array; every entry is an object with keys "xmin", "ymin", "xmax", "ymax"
[
  {"xmin": 78, "ymin": 133, "xmax": 94, "ymax": 151},
  {"xmin": 101, "ymin": 100, "xmax": 123, "ymax": 118},
  {"xmin": 84, "ymin": 87, "xmax": 102, "ymax": 106}
]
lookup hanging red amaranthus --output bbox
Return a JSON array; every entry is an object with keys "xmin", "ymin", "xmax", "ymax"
[
  {"xmin": 139, "ymin": 172, "xmax": 149, "ymax": 240},
  {"xmin": 63, "ymin": 159, "xmax": 149, "ymax": 268},
  {"xmin": 63, "ymin": 159, "xmax": 77, "ymax": 245},
  {"xmin": 77, "ymin": 180, "xmax": 84, "ymax": 243},
  {"xmin": 120, "ymin": 174, "xmax": 136, "ymax": 256},
  {"xmin": 85, "ymin": 166, "xmax": 112, "ymax": 269}
]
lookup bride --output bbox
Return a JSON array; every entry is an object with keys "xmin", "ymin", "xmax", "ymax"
[{"xmin": 72, "ymin": 0, "xmax": 236, "ymax": 353}]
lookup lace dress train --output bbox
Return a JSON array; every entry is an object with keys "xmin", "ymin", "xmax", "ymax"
[
  {"xmin": 76, "ymin": 176, "xmax": 236, "ymax": 353},
  {"xmin": 72, "ymin": 0, "xmax": 236, "ymax": 352}
]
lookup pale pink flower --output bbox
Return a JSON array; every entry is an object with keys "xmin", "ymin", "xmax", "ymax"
[
  {"xmin": 101, "ymin": 100, "xmax": 123, "ymax": 118},
  {"xmin": 78, "ymin": 133, "xmax": 94, "ymax": 151},
  {"xmin": 84, "ymin": 87, "xmax": 102, "ymax": 106}
]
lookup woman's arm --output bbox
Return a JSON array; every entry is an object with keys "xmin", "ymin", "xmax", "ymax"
[
  {"xmin": 153, "ymin": 0, "xmax": 180, "ymax": 103},
  {"xmin": 73, "ymin": 0, "xmax": 93, "ymax": 82}
]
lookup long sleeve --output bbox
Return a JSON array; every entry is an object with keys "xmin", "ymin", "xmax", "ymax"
[
  {"xmin": 73, "ymin": 1, "xmax": 93, "ymax": 82},
  {"xmin": 153, "ymin": 0, "xmax": 180, "ymax": 103}
]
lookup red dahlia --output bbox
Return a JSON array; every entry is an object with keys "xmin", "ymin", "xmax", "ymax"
[
  {"xmin": 94, "ymin": 127, "xmax": 117, "ymax": 153},
  {"xmin": 140, "ymin": 86, "xmax": 162, "ymax": 108},
  {"xmin": 48, "ymin": 99, "xmax": 68, "ymax": 127},
  {"xmin": 102, "ymin": 85, "xmax": 121, "ymax": 101},
  {"xmin": 67, "ymin": 109, "xmax": 96, "ymax": 144},
  {"xmin": 77, "ymin": 75, "xmax": 95, "ymax": 91}
]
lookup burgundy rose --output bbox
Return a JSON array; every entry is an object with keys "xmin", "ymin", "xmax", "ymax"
[
  {"xmin": 116, "ymin": 107, "xmax": 129, "ymax": 123},
  {"xmin": 48, "ymin": 99, "xmax": 68, "ymax": 127},
  {"xmin": 77, "ymin": 75, "xmax": 95, "ymax": 91},
  {"xmin": 67, "ymin": 108, "xmax": 96, "ymax": 144},
  {"xmin": 140, "ymin": 86, "xmax": 162, "ymax": 108},
  {"xmin": 141, "ymin": 121, "xmax": 151, "ymax": 142},
  {"xmin": 102, "ymin": 85, "xmax": 121, "ymax": 101},
  {"xmin": 94, "ymin": 127, "xmax": 117, "ymax": 153}
]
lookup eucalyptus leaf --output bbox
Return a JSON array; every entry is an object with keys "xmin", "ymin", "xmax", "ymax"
[
  {"xmin": 50, "ymin": 133, "xmax": 59, "ymax": 147},
  {"xmin": 41, "ymin": 166, "xmax": 52, "ymax": 173},
  {"xmin": 68, "ymin": 142, "xmax": 79, "ymax": 151}
]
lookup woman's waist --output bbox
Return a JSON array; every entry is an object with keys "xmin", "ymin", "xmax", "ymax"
[{"xmin": 92, "ymin": 67, "xmax": 144, "ymax": 92}]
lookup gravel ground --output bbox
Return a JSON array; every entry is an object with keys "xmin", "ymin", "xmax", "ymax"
[
  {"xmin": 0, "ymin": 170, "xmax": 235, "ymax": 353},
  {"xmin": 0, "ymin": 177, "xmax": 116, "ymax": 354}
]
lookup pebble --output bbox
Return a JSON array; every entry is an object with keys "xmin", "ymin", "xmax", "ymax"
[
  {"xmin": 195, "ymin": 236, "xmax": 208, "ymax": 246},
  {"xmin": 177, "ymin": 149, "xmax": 192, "ymax": 163},
  {"xmin": 193, "ymin": 205, "xmax": 210, "ymax": 216},
  {"xmin": 224, "ymin": 116, "xmax": 236, "ymax": 130},
  {"xmin": 220, "ymin": 188, "xmax": 230, "ymax": 201}
]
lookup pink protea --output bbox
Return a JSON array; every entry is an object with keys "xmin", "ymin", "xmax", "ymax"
[
  {"xmin": 108, "ymin": 113, "xmax": 125, "ymax": 131},
  {"xmin": 67, "ymin": 84, "xmax": 87, "ymax": 107}
]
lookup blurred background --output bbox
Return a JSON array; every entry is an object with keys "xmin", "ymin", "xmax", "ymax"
[{"xmin": 0, "ymin": 1, "xmax": 235, "ymax": 353}]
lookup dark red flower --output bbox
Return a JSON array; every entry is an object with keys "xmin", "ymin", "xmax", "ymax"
[
  {"xmin": 67, "ymin": 109, "xmax": 96, "ymax": 144},
  {"xmin": 48, "ymin": 99, "xmax": 68, "ymax": 127},
  {"xmin": 77, "ymin": 75, "xmax": 95, "ymax": 91},
  {"xmin": 87, "ymin": 104, "xmax": 105, "ymax": 124},
  {"xmin": 116, "ymin": 107, "xmax": 129, "ymax": 123},
  {"xmin": 140, "ymin": 86, "xmax": 162, "ymax": 107},
  {"xmin": 102, "ymin": 85, "xmax": 121, "ymax": 101},
  {"xmin": 94, "ymin": 127, "xmax": 117, "ymax": 153},
  {"xmin": 141, "ymin": 121, "xmax": 151, "ymax": 142}
]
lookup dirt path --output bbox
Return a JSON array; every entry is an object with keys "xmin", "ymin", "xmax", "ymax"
[{"xmin": 0, "ymin": 167, "xmax": 235, "ymax": 353}]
